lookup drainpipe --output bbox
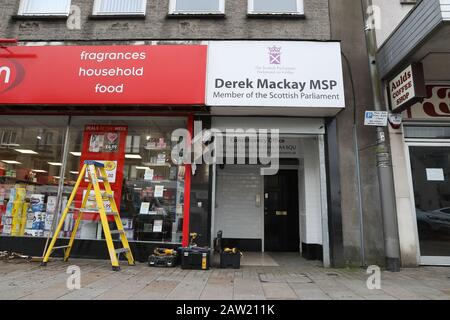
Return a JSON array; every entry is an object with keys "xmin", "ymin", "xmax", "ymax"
[{"xmin": 360, "ymin": 0, "xmax": 401, "ymax": 272}]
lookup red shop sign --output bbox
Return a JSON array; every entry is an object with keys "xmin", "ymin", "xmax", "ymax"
[{"xmin": 0, "ymin": 45, "xmax": 207, "ymax": 105}]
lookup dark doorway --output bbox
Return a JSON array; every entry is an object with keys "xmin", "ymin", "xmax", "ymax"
[{"xmin": 264, "ymin": 169, "xmax": 299, "ymax": 252}]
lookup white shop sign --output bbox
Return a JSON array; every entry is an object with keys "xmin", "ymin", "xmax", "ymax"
[
  {"xmin": 388, "ymin": 63, "xmax": 426, "ymax": 112},
  {"xmin": 206, "ymin": 41, "xmax": 345, "ymax": 109}
]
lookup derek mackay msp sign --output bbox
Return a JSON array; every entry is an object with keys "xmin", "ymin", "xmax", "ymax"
[{"xmin": 206, "ymin": 41, "xmax": 345, "ymax": 110}]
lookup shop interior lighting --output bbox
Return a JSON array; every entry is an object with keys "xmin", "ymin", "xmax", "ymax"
[
  {"xmin": 135, "ymin": 166, "xmax": 150, "ymax": 170},
  {"xmin": 14, "ymin": 149, "xmax": 38, "ymax": 154},
  {"xmin": 70, "ymin": 152, "xmax": 82, "ymax": 156},
  {"xmin": 70, "ymin": 171, "xmax": 79, "ymax": 175},
  {"xmin": 32, "ymin": 169, "xmax": 47, "ymax": 173},
  {"xmin": 125, "ymin": 154, "xmax": 142, "ymax": 159},
  {"xmin": 1, "ymin": 160, "xmax": 21, "ymax": 164},
  {"xmin": 48, "ymin": 162, "xmax": 62, "ymax": 166}
]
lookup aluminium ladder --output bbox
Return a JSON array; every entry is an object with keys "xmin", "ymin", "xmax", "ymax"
[{"xmin": 41, "ymin": 160, "xmax": 134, "ymax": 271}]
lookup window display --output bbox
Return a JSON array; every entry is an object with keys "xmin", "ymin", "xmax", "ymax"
[
  {"xmin": 65, "ymin": 117, "xmax": 187, "ymax": 244},
  {"xmin": 0, "ymin": 116, "xmax": 67, "ymax": 238},
  {"xmin": 0, "ymin": 116, "xmax": 188, "ymax": 245}
]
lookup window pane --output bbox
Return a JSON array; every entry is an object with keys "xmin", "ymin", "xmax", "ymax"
[
  {"xmin": 20, "ymin": 0, "xmax": 70, "ymax": 15},
  {"xmin": 404, "ymin": 126, "xmax": 450, "ymax": 139},
  {"xmin": 0, "ymin": 116, "xmax": 68, "ymax": 238},
  {"xmin": 175, "ymin": 0, "xmax": 221, "ymax": 12},
  {"xmin": 409, "ymin": 146, "xmax": 450, "ymax": 257},
  {"xmin": 253, "ymin": 0, "xmax": 298, "ymax": 13},
  {"xmin": 96, "ymin": 0, "xmax": 145, "ymax": 14}
]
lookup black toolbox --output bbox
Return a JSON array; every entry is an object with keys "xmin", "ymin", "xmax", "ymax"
[
  {"xmin": 220, "ymin": 251, "xmax": 241, "ymax": 269},
  {"xmin": 180, "ymin": 247, "xmax": 211, "ymax": 270},
  {"xmin": 148, "ymin": 254, "xmax": 177, "ymax": 267}
]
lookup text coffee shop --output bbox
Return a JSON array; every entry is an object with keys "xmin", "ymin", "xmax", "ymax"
[{"xmin": 0, "ymin": 41, "xmax": 345, "ymax": 264}]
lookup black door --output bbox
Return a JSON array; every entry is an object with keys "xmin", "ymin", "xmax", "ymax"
[{"xmin": 264, "ymin": 170, "xmax": 299, "ymax": 252}]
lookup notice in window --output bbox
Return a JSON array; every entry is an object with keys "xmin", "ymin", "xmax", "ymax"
[
  {"xmin": 154, "ymin": 185, "xmax": 164, "ymax": 198},
  {"xmin": 139, "ymin": 202, "xmax": 150, "ymax": 214},
  {"xmin": 144, "ymin": 168, "xmax": 154, "ymax": 181},
  {"xmin": 426, "ymin": 168, "xmax": 445, "ymax": 181},
  {"xmin": 153, "ymin": 220, "xmax": 163, "ymax": 233}
]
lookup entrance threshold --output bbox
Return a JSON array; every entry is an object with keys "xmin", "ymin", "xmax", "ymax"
[{"xmin": 215, "ymin": 252, "xmax": 321, "ymax": 268}]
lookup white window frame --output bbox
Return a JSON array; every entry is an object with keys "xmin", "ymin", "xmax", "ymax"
[
  {"xmin": 92, "ymin": 0, "xmax": 147, "ymax": 16},
  {"xmin": 169, "ymin": 0, "xmax": 225, "ymax": 15},
  {"xmin": 18, "ymin": 0, "xmax": 71, "ymax": 16},
  {"xmin": 247, "ymin": 0, "xmax": 304, "ymax": 16}
]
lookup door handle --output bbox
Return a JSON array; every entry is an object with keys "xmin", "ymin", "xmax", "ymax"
[{"xmin": 256, "ymin": 193, "xmax": 261, "ymax": 207}]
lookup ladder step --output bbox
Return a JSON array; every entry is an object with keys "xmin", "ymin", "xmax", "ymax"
[
  {"xmin": 52, "ymin": 245, "xmax": 71, "ymax": 251},
  {"xmin": 115, "ymin": 248, "xmax": 130, "ymax": 255},
  {"xmin": 110, "ymin": 230, "xmax": 124, "ymax": 235}
]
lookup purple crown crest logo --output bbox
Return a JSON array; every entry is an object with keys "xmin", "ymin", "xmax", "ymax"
[{"xmin": 268, "ymin": 46, "xmax": 282, "ymax": 65}]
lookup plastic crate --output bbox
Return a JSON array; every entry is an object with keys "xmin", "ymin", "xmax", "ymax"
[
  {"xmin": 220, "ymin": 252, "xmax": 241, "ymax": 269},
  {"xmin": 180, "ymin": 248, "xmax": 210, "ymax": 270},
  {"xmin": 148, "ymin": 254, "xmax": 177, "ymax": 267}
]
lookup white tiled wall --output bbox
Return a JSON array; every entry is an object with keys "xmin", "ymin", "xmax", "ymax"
[{"xmin": 301, "ymin": 138, "xmax": 323, "ymax": 245}]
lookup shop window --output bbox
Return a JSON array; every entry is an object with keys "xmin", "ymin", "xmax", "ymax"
[
  {"xmin": 65, "ymin": 117, "xmax": 188, "ymax": 244},
  {"xmin": 169, "ymin": 0, "xmax": 225, "ymax": 15},
  {"xmin": 248, "ymin": 0, "xmax": 304, "ymax": 15},
  {"xmin": 18, "ymin": 0, "xmax": 71, "ymax": 16},
  {"xmin": 0, "ymin": 116, "xmax": 68, "ymax": 238},
  {"xmin": 92, "ymin": 0, "xmax": 147, "ymax": 16}
]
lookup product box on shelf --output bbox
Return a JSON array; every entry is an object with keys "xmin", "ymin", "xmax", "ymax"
[
  {"xmin": 24, "ymin": 229, "xmax": 44, "ymax": 237},
  {"xmin": 121, "ymin": 218, "xmax": 133, "ymax": 230},
  {"xmin": 30, "ymin": 194, "xmax": 45, "ymax": 212},
  {"xmin": 2, "ymin": 225, "xmax": 11, "ymax": 235},
  {"xmin": 44, "ymin": 214, "xmax": 54, "ymax": 231}
]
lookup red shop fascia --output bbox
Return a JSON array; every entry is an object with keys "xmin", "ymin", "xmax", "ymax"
[{"xmin": 0, "ymin": 43, "xmax": 208, "ymax": 247}]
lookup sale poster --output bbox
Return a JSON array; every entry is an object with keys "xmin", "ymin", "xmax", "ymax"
[{"xmin": 76, "ymin": 125, "xmax": 128, "ymax": 221}]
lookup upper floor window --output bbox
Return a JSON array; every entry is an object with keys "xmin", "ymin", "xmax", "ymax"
[
  {"xmin": 93, "ymin": 0, "xmax": 147, "ymax": 16},
  {"xmin": 169, "ymin": 0, "xmax": 225, "ymax": 15},
  {"xmin": 248, "ymin": 0, "xmax": 304, "ymax": 15},
  {"xmin": 18, "ymin": 0, "xmax": 71, "ymax": 16}
]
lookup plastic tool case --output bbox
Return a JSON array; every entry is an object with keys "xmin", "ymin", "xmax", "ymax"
[
  {"xmin": 220, "ymin": 251, "xmax": 241, "ymax": 269},
  {"xmin": 180, "ymin": 247, "xmax": 211, "ymax": 270}
]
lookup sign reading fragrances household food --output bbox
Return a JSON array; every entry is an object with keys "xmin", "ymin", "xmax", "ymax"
[
  {"xmin": 388, "ymin": 63, "xmax": 426, "ymax": 112},
  {"xmin": 206, "ymin": 41, "xmax": 345, "ymax": 109},
  {"xmin": 0, "ymin": 45, "xmax": 207, "ymax": 105}
]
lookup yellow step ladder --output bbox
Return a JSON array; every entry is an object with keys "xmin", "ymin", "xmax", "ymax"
[{"xmin": 41, "ymin": 160, "xmax": 135, "ymax": 271}]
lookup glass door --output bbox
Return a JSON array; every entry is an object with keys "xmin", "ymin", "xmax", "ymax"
[{"xmin": 408, "ymin": 144, "xmax": 450, "ymax": 265}]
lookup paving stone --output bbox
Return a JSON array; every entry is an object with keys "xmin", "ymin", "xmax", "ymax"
[
  {"xmin": 200, "ymin": 276, "xmax": 234, "ymax": 300},
  {"xmin": 261, "ymin": 282, "xmax": 298, "ymax": 300}
]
